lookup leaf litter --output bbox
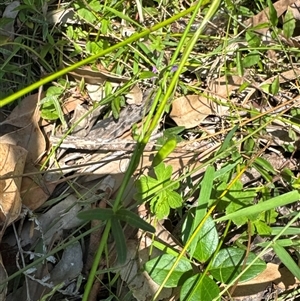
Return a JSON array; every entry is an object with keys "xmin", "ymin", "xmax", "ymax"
[{"xmin": 0, "ymin": 0, "xmax": 300, "ymax": 300}]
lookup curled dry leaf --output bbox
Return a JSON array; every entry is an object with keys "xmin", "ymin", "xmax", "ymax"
[
  {"xmin": 1, "ymin": 125, "xmax": 45, "ymax": 163},
  {"xmin": 0, "ymin": 144, "xmax": 27, "ymax": 230}
]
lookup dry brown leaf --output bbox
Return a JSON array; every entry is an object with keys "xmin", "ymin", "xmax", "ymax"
[
  {"xmin": 260, "ymin": 68, "xmax": 300, "ymax": 85},
  {"xmin": 170, "ymin": 94, "xmax": 228, "ymax": 128},
  {"xmin": 0, "ymin": 144, "xmax": 27, "ymax": 230},
  {"xmin": 290, "ymin": 1, "xmax": 300, "ymax": 20},
  {"xmin": 232, "ymin": 263, "xmax": 300, "ymax": 298},
  {"xmin": 170, "ymin": 75, "xmax": 243, "ymax": 128},
  {"xmin": 20, "ymin": 163, "xmax": 57, "ymax": 210},
  {"xmin": 113, "ymin": 239, "xmax": 173, "ymax": 301},
  {"xmin": 209, "ymin": 75, "xmax": 244, "ymax": 96},
  {"xmin": 1, "ymin": 122, "xmax": 46, "ymax": 163},
  {"xmin": 62, "ymin": 95, "xmax": 84, "ymax": 115},
  {"xmin": 244, "ymin": 0, "xmax": 298, "ymax": 34},
  {"xmin": 64, "ymin": 61, "xmax": 130, "ymax": 84},
  {"xmin": 0, "ymin": 93, "xmax": 46, "ymax": 163},
  {"xmin": 126, "ymin": 85, "xmax": 143, "ymax": 105},
  {"xmin": 1, "ymin": 93, "xmax": 41, "ymax": 128}
]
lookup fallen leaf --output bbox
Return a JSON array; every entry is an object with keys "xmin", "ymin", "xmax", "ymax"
[
  {"xmin": 4, "ymin": 179, "xmax": 105, "ymax": 248},
  {"xmin": 0, "ymin": 144, "xmax": 27, "ymax": 230},
  {"xmin": 64, "ymin": 61, "xmax": 130, "ymax": 84},
  {"xmin": 232, "ymin": 263, "xmax": 300, "ymax": 298},
  {"xmin": 126, "ymin": 85, "xmax": 143, "ymax": 105},
  {"xmin": 290, "ymin": 1, "xmax": 300, "ymax": 20},
  {"xmin": 170, "ymin": 94, "xmax": 227, "ymax": 128},
  {"xmin": 259, "ymin": 68, "xmax": 300, "ymax": 85},
  {"xmin": 1, "ymin": 123, "xmax": 46, "ymax": 163},
  {"xmin": 20, "ymin": 164, "xmax": 57, "ymax": 211},
  {"xmin": 1, "ymin": 93, "xmax": 41, "ymax": 128},
  {"xmin": 49, "ymin": 241, "xmax": 83, "ymax": 285},
  {"xmin": 114, "ymin": 239, "xmax": 173, "ymax": 301},
  {"xmin": 0, "ymin": 94, "xmax": 46, "ymax": 163},
  {"xmin": 0, "ymin": 1, "xmax": 20, "ymax": 40},
  {"xmin": 209, "ymin": 75, "xmax": 244, "ymax": 96},
  {"xmin": 244, "ymin": 0, "xmax": 298, "ymax": 35}
]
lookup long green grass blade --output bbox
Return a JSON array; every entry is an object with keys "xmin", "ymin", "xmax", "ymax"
[
  {"xmin": 272, "ymin": 242, "xmax": 300, "ymax": 280},
  {"xmin": 216, "ymin": 190, "xmax": 300, "ymax": 222}
]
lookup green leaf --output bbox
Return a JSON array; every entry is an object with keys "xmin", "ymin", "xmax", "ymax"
[
  {"xmin": 135, "ymin": 176, "xmax": 162, "ymax": 201},
  {"xmin": 260, "ymin": 83, "xmax": 271, "ymax": 94},
  {"xmin": 216, "ymin": 125, "xmax": 238, "ymax": 156},
  {"xmin": 242, "ymin": 52, "xmax": 261, "ymax": 68},
  {"xmin": 111, "ymin": 217, "xmax": 127, "ymax": 263},
  {"xmin": 283, "ymin": 8, "xmax": 296, "ymax": 38},
  {"xmin": 152, "ymin": 198, "xmax": 170, "ymax": 220},
  {"xmin": 271, "ymin": 227, "xmax": 300, "ymax": 236},
  {"xmin": 224, "ymin": 180, "xmax": 257, "ymax": 226},
  {"xmin": 111, "ymin": 96, "xmax": 122, "ymax": 119},
  {"xmin": 217, "ymin": 190, "xmax": 300, "ymax": 222},
  {"xmin": 245, "ymin": 31, "xmax": 261, "ymax": 47},
  {"xmin": 153, "ymin": 138, "xmax": 177, "ymax": 167},
  {"xmin": 145, "ymin": 254, "xmax": 193, "ymax": 288},
  {"xmin": 86, "ymin": 41, "xmax": 103, "ymax": 55},
  {"xmin": 150, "ymin": 189, "xmax": 182, "ymax": 219},
  {"xmin": 154, "ymin": 162, "xmax": 173, "ymax": 182},
  {"xmin": 77, "ymin": 208, "xmax": 114, "ymax": 221},
  {"xmin": 183, "ymin": 214, "xmax": 219, "ymax": 263},
  {"xmin": 77, "ymin": 7, "xmax": 96, "ymax": 23},
  {"xmin": 199, "ymin": 165, "xmax": 215, "ymax": 211},
  {"xmin": 253, "ymin": 220, "xmax": 272, "ymax": 235},
  {"xmin": 272, "ymin": 242, "xmax": 300, "ymax": 280},
  {"xmin": 258, "ymin": 239, "xmax": 300, "ymax": 248},
  {"xmin": 180, "ymin": 273, "xmax": 220, "ymax": 301},
  {"xmin": 40, "ymin": 99, "xmax": 59, "ymax": 120},
  {"xmin": 135, "ymin": 162, "xmax": 181, "ymax": 219},
  {"xmin": 88, "ymin": 0, "xmax": 101, "ymax": 11},
  {"xmin": 116, "ymin": 208, "xmax": 155, "ymax": 233},
  {"xmin": 74, "ymin": 0, "xmax": 101, "ymax": 23},
  {"xmin": 40, "ymin": 86, "xmax": 66, "ymax": 126},
  {"xmin": 167, "ymin": 190, "xmax": 182, "ymax": 208},
  {"xmin": 270, "ymin": 76, "xmax": 279, "ymax": 95},
  {"xmin": 45, "ymin": 86, "xmax": 64, "ymax": 97},
  {"xmin": 253, "ymin": 157, "xmax": 276, "ymax": 175},
  {"xmin": 267, "ymin": 0, "xmax": 278, "ymax": 27},
  {"xmin": 209, "ymin": 247, "xmax": 266, "ymax": 283},
  {"xmin": 139, "ymin": 71, "xmax": 157, "ymax": 79}
]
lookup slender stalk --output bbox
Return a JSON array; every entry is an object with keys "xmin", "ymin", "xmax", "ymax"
[
  {"xmin": 82, "ymin": 220, "xmax": 112, "ymax": 301},
  {"xmin": 0, "ymin": 5, "xmax": 197, "ymax": 107}
]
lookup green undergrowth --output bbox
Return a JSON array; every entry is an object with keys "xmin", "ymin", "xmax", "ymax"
[{"xmin": 1, "ymin": 0, "xmax": 300, "ymax": 300}]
